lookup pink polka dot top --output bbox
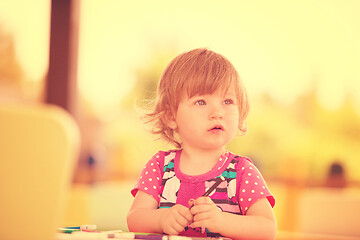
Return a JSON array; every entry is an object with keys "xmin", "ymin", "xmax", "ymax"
[{"xmin": 131, "ymin": 149, "xmax": 275, "ymax": 237}]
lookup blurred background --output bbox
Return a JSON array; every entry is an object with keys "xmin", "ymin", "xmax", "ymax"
[{"xmin": 1, "ymin": 0, "xmax": 360, "ymax": 238}]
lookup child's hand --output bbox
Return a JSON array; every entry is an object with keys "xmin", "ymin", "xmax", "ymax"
[
  {"xmin": 160, "ymin": 204, "xmax": 193, "ymax": 235},
  {"xmin": 189, "ymin": 196, "xmax": 223, "ymax": 233}
]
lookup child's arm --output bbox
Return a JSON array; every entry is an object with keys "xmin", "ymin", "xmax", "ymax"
[
  {"xmin": 190, "ymin": 196, "xmax": 277, "ymax": 240},
  {"xmin": 127, "ymin": 190, "xmax": 193, "ymax": 235}
]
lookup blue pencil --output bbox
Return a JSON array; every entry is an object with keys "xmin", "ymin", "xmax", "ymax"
[{"xmin": 65, "ymin": 225, "xmax": 96, "ymax": 230}]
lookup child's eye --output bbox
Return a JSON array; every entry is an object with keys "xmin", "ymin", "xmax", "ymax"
[
  {"xmin": 195, "ymin": 100, "xmax": 206, "ymax": 106},
  {"xmin": 223, "ymin": 99, "xmax": 234, "ymax": 105}
]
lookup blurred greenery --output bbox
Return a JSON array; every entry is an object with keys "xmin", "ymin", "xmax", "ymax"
[
  {"xmin": 103, "ymin": 49, "xmax": 360, "ymax": 185},
  {"xmin": 0, "ymin": 26, "xmax": 24, "ymax": 93},
  {"xmin": 1, "ymin": 24, "xmax": 359, "ymax": 186},
  {"xmin": 0, "ymin": 25, "xmax": 42, "ymax": 102}
]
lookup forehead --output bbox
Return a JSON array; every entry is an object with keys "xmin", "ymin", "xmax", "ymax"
[{"xmin": 183, "ymin": 78, "xmax": 239, "ymax": 98}]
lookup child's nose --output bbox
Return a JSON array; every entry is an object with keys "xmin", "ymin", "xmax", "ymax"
[{"xmin": 209, "ymin": 106, "xmax": 224, "ymax": 119}]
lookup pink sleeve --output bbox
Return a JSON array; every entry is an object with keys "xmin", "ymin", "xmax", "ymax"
[
  {"xmin": 131, "ymin": 152, "xmax": 164, "ymax": 203},
  {"xmin": 237, "ymin": 159, "xmax": 275, "ymax": 214}
]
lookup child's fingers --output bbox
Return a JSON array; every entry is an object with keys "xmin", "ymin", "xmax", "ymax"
[
  {"xmin": 174, "ymin": 204, "xmax": 193, "ymax": 223},
  {"xmin": 161, "ymin": 216, "xmax": 179, "ymax": 235},
  {"xmin": 162, "ymin": 204, "xmax": 192, "ymax": 235},
  {"xmin": 189, "ymin": 218, "xmax": 207, "ymax": 229},
  {"xmin": 194, "ymin": 196, "xmax": 213, "ymax": 205},
  {"xmin": 190, "ymin": 211, "xmax": 221, "ymax": 233},
  {"xmin": 190, "ymin": 197, "xmax": 216, "ymax": 216},
  {"xmin": 192, "ymin": 210, "xmax": 211, "ymax": 222},
  {"xmin": 163, "ymin": 214, "xmax": 188, "ymax": 235},
  {"xmin": 180, "ymin": 208, "xmax": 193, "ymax": 223},
  {"xmin": 164, "ymin": 223, "xmax": 184, "ymax": 235},
  {"xmin": 189, "ymin": 203, "xmax": 211, "ymax": 215},
  {"xmin": 173, "ymin": 221, "xmax": 186, "ymax": 234},
  {"xmin": 177, "ymin": 210, "xmax": 192, "ymax": 227},
  {"xmin": 188, "ymin": 198, "xmax": 195, "ymax": 208}
]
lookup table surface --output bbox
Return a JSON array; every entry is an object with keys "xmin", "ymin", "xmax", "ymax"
[
  {"xmin": 275, "ymin": 231, "xmax": 360, "ymax": 240},
  {"xmin": 56, "ymin": 231, "xmax": 360, "ymax": 240}
]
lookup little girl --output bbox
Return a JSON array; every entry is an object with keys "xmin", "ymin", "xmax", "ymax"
[{"xmin": 127, "ymin": 48, "xmax": 276, "ymax": 239}]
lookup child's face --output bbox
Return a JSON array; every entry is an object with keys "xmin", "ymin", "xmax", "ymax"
[{"xmin": 174, "ymin": 87, "xmax": 240, "ymax": 151}]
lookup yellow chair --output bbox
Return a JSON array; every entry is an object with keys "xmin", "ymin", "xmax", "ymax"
[{"xmin": 0, "ymin": 103, "xmax": 80, "ymax": 240}]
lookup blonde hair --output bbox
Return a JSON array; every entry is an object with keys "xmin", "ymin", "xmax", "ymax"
[{"xmin": 144, "ymin": 48, "xmax": 249, "ymax": 148}]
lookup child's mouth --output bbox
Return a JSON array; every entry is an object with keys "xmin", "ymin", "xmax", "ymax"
[{"xmin": 208, "ymin": 125, "xmax": 224, "ymax": 133}]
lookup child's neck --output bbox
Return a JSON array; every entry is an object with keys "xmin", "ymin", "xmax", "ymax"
[{"xmin": 179, "ymin": 146, "xmax": 226, "ymax": 176}]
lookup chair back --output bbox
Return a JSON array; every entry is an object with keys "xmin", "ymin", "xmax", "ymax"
[{"xmin": 0, "ymin": 103, "xmax": 80, "ymax": 240}]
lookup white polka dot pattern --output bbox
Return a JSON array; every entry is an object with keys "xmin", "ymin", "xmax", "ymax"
[
  {"xmin": 131, "ymin": 150, "xmax": 275, "ymax": 215},
  {"xmin": 237, "ymin": 160, "xmax": 274, "ymax": 214},
  {"xmin": 131, "ymin": 152, "xmax": 164, "ymax": 202}
]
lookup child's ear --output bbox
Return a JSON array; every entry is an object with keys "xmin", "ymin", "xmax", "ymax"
[
  {"xmin": 163, "ymin": 105, "xmax": 177, "ymax": 130},
  {"xmin": 167, "ymin": 120, "xmax": 177, "ymax": 130},
  {"xmin": 164, "ymin": 112, "xmax": 177, "ymax": 130},
  {"xmin": 237, "ymin": 119, "xmax": 247, "ymax": 136}
]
